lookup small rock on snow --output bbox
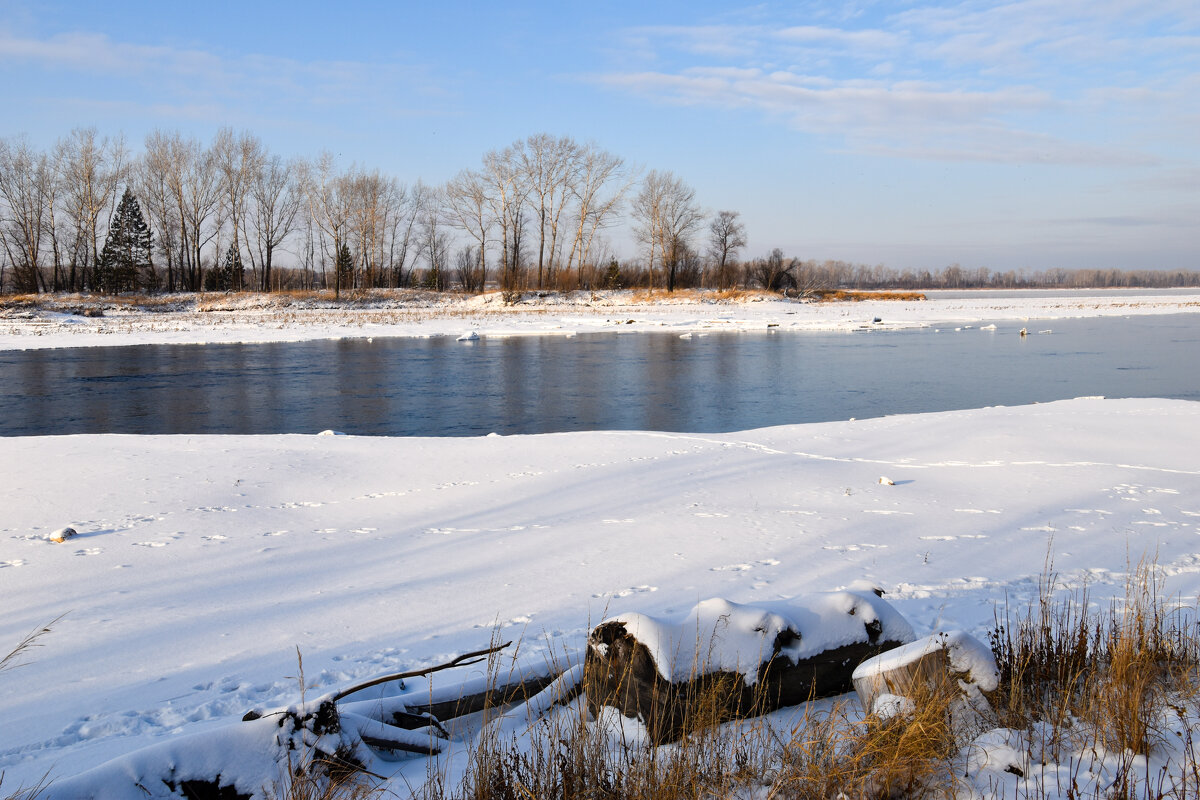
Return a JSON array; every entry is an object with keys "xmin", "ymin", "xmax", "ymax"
[{"xmin": 47, "ymin": 526, "xmax": 78, "ymax": 543}]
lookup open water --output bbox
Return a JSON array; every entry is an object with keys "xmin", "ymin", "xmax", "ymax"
[{"xmin": 1, "ymin": 315, "xmax": 1197, "ymax": 436}]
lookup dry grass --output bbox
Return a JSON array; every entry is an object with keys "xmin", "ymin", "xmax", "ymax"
[
  {"xmin": 2, "ymin": 620, "xmax": 60, "ymax": 800},
  {"xmin": 806, "ymin": 289, "xmax": 928, "ymax": 302},
  {"xmin": 990, "ymin": 561, "xmax": 1200, "ymax": 760}
]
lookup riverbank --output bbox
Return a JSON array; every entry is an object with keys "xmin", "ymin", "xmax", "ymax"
[
  {"xmin": 1, "ymin": 397, "xmax": 1199, "ymax": 796},
  {"xmin": 2, "ymin": 288, "xmax": 1199, "ymax": 350}
]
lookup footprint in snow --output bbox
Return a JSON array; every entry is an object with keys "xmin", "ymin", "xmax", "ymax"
[
  {"xmin": 74, "ymin": 548, "xmax": 102, "ymax": 556},
  {"xmin": 919, "ymin": 535, "xmax": 957, "ymax": 541},
  {"xmin": 711, "ymin": 563, "xmax": 753, "ymax": 572},
  {"xmin": 593, "ymin": 585, "xmax": 658, "ymax": 599},
  {"xmin": 1, "ymin": 559, "xmax": 26, "ymax": 567},
  {"xmin": 133, "ymin": 541, "xmax": 168, "ymax": 548},
  {"xmin": 601, "ymin": 518, "xmax": 634, "ymax": 524},
  {"xmin": 201, "ymin": 534, "xmax": 229, "ymax": 541},
  {"xmin": 693, "ymin": 511, "xmax": 729, "ymax": 518},
  {"xmin": 822, "ymin": 544, "xmax": 886, "ymax": 553}
]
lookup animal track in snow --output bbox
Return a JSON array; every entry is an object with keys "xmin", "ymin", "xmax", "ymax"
[
  {"xmin": 201, "ymin": 534, "xmax": 228, "ymax": 541},
  {"xmin": 822, "ymin": 544, "xmax": 886, "ymax": 553},
  {"xmin": 593, "ymin": 585, "xmax": 658, "ymax": 599},
  {"xmin": 74, "ymin": 548, "xmax": 102, "ymax": 556},
  {"xmin": 919, "ymin": 535, "xmax": 957, "ymax": 541},
  {"xmin": 0, "ymin": 559, "xmax": 26, "ymax": 567},
  {"xmin": 862, "ymin": 510, "xmax": 914, "ymax": 515},
  {"xmin": 601, "ymin": 518, "xmax": 634, "ymax": 524},
  {"xmin": 1020, "ymin": 525, "xmax": 1057, "ymax": 532},
  {"xmin": 954, "ymin": 508, "xmax": 1002, "ymax": 514},
  {"xmin": 693, "ymin": 511, "xmax": 729, "ymax": 518},
  {"xmin": 133, "ymin": 541, "xmax": 168, "ymax": 548},
  {"xmin": 711, "ymin": 563, "xmax": 753, "ymax": 572}
]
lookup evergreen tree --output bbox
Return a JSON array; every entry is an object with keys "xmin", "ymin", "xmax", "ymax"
[
  {"xmin": 335, "ymin": 243, "xmax": 354, "ymax": 291},
  {"xmin": 95, "ymin": 188, "xmax": 153, "ymax": 294},
  {"xmin": 205, "ymin": 244, "xmax": 242, "ymax": 291}
]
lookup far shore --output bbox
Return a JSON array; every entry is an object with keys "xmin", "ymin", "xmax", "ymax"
[{"xmin": 1, "ymin": 287, "xmax": 1198, "ymax": 351}]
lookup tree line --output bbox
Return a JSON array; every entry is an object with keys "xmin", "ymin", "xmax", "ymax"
[{"xmin": 1, "ymin": 128, "xmax": 1197, "ymax": 296}]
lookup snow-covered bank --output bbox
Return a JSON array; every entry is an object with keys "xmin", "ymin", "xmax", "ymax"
[
  {"xmin": 2, "ymin": 397, "xmax": 1199, "ymax": 792},
  {"xmin": 1, "ymin": 289, "xmax": 1198, "ymax": 350}
]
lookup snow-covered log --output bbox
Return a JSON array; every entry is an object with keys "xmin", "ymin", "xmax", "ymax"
[
  {"xmin": 584, "ymin": 590, "xmax": 914, "ymax": 744},
  {"xmin": 852, "ymin": 630, "xmax": 1000, "ymax": 744}
]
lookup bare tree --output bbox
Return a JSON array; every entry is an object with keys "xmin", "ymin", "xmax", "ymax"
[
  {"xmin": 180, "ymin": 140, "xmax": 222, "ymax": 291},
  {"xmin": 0, "ymin": 137, "xmax": 52, "ymax": 293},
  {"xmin": 632, "ymin": 170, "xmax": 703, "ymax": 292},
  {"xmin": 303, "ymin": 152, "xmax": 355, "ymax": 296},
  {"xmin": 707, "ymin": 210, "xmax": 747, "ymax": 289},
  {"xmin": 481, "ymin": 145, "xmax": 529, "ymax": 290},
  {"xmin": 454, "ymin": 245, "xmax": 485, "ymax": 292},
  {"xmin": 53, "ymin": 128, "xmax": 127, "ymax": 291},
  {"xmin": 213, "ymin": 129, "xmax": 264, "ymax": 291},
  {"xmin": 418, "ymin": 185, "xmax": 448, "ymax": 290},
  {"xmin": 749, "ymin": 248, "xmax": 798, "ymax": 292},
  {"xmin": 137, "ymin": 135, "xmax": 180, "ymax": 291},
  {"xmin": 247, "ymin": 154, "xmax": 301, "ymax": 291},
  {"xmin": 517, "ymin": 134, "xmax": 579, "ymax": 288},
  {"xmin": 565, "ymin": 143, "xmax": 631, "ymax": 286},
  {"xmin": 386, "ymin": 179, "xmax": 424, "ymax": 288},
  {"xmin": 443, "ymin": 169, "xmax": 491, "ymax": 292}
]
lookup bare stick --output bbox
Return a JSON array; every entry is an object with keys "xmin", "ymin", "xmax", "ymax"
[{"xmin": 330, "ymin": 640, "xmax": 512, "ymax": 702}]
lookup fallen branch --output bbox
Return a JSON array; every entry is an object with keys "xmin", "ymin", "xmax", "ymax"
[{"xmin": 330, "ymin": 640, "xmax": 512, "ymax": 702}]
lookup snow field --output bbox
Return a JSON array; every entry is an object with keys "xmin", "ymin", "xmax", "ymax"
[{"xmin": 2, "ymin": 397, "xmax": 1199, "ymax": 793}]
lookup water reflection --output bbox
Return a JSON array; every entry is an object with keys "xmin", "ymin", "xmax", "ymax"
[{"xmin": 1, "ymin": 315, "xmax": 1198, "ymax": 437}]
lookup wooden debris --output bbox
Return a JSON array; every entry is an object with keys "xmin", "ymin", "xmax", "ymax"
[{"xmin": 583, "ymin": 592, "xmax": 913, "ymax": 744}]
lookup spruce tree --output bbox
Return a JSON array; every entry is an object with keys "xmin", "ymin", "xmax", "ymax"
[
  {"xmin": 335, "ymin": 243, "xmax": 354, "ymax": 292},
  {"xmin": 96, "ymin": 189, "xmax": 153, "ymax": 294},
  {"xmin": 205, "ymin": 244, "xmax": 242, "ymax": 291}
]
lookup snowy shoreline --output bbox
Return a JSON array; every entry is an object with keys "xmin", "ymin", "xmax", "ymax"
[
  {"xmin": 1, "ymin": 289, "xmax": 1198, "ymax": 351},
  {"xmin": 2, "ymin": 397, "xmax": 1199, "ymax": 792}
]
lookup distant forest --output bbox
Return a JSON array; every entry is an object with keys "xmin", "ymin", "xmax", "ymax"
[{"xmin": 2, "ymin": 128, "xmax": 1197, "ymax": 296}]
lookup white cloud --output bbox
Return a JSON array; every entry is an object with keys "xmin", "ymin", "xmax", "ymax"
[
  {"xmin": 0, "ymin": 30, "xmax": 444, "ymax": 121},
  {"xmin": 593, "ymin": 3, "xmax": 1198, "ymax": 167}
]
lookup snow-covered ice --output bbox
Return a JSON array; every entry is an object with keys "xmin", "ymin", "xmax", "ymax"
[{"xmin": 2, "ymin": 289, "xmax": 1199, "ymax": 351}]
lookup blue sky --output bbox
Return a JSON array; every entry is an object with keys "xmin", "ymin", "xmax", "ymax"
[{"xmin": 1, "ymin": 0, "xmax": 1196, "ymax": 272}]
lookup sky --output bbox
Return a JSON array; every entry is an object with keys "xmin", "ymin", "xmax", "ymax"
[{"xmin": 1, "ymin": 0, "xmax": 1197, "ymax": 272}]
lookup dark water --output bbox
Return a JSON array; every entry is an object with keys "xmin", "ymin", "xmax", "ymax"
[{"xmin": 2, "ymin": 316, "xmax": 1198, "ymax": 436}]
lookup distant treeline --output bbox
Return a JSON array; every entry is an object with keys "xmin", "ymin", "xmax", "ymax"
[{"xmin": 2, "ymin": 128, "xmax": 1197, "ymax": 296}]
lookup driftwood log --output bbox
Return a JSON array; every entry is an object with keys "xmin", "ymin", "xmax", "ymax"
[
  {"xmin": 851, "ymin": 630, "xmax": 1000, "ymax": 747},
  {"xmin": 584, "ymin": 591, "xmax": 915, "ymax": 744}
]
